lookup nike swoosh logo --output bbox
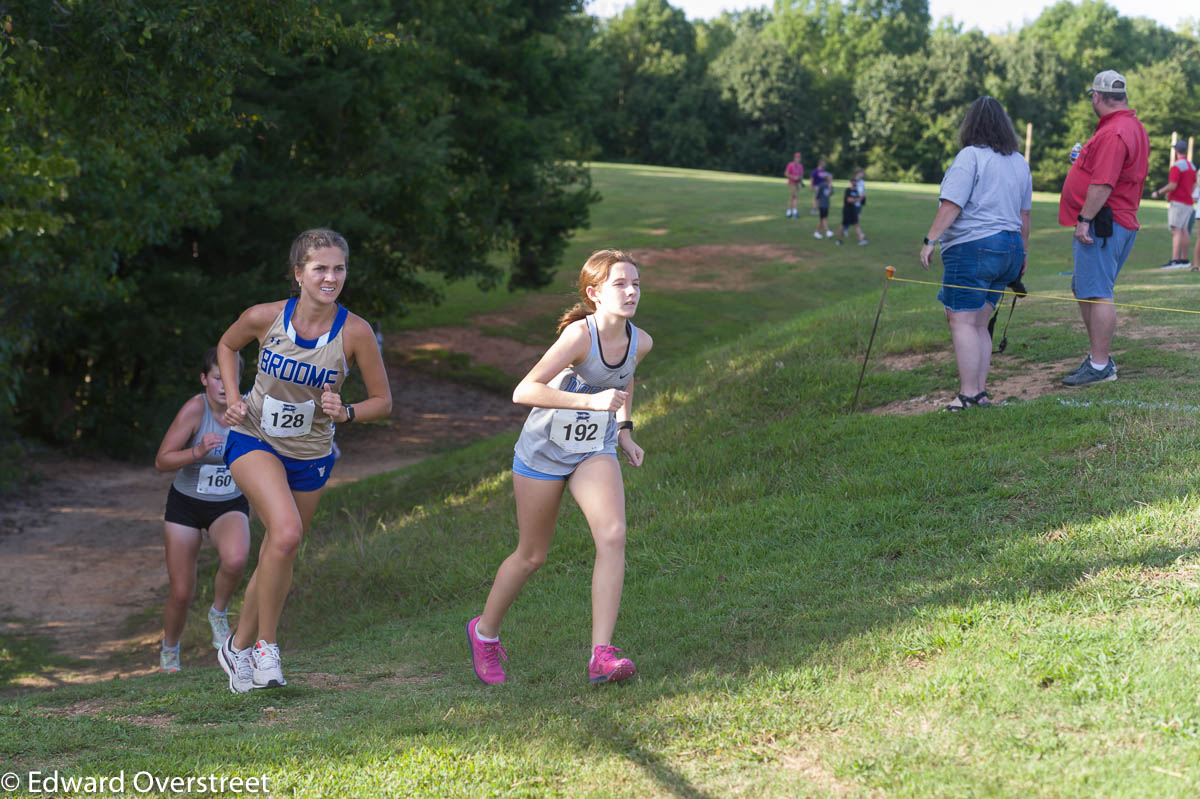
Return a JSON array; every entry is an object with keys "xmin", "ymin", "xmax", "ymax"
[{"xmin": 618, "ymin": 373, "xmax": 630, "ymax": 379}]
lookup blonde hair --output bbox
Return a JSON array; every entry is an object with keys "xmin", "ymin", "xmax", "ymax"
[{"xmin": 555, "ymin": 249, "xmax": 639, "ymax": 334}]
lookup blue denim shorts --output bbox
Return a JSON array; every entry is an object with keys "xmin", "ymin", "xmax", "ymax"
[
  {"xmin": 938, "ymin": 230, "xmax": 1024, "ymax": 312},
  {"xmin": 1072, "ymin": 221, "xmax": 1136, "ymax": 299},
  {"xmin": 224, "ymin": 430, "xmax": 335, "ymax": 492}
]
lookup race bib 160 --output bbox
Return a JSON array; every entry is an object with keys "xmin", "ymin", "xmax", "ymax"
[{"xmin": 196, "ymin": 464, "xmax": 237, "ymax": 496}]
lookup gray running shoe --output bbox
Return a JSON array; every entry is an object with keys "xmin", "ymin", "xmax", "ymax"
[
  {"xmin": 1062, "ymin": 357, "xmax": 1117, "ymax": 386},
  {"xmin": 251, "ymin": 640, "xmax": 287, "ymax": 689},
  {"xmin": 1066, "ymin": 356, "xmax": 1091, "ymax": 378},
  {"xmin": 208, "ymin": 607, "xmax": 230, "ymax": 649},
  {"xmin": 1067, "ymin": 355, "xmax": 1117, "ymax": 378},
  {"xmin": 160, "ymin": 647, "xmax": 181, "ymax": 673},
  {"xmin": 218, "ymin": 635, "xmax": 254, "ymax": 693}
]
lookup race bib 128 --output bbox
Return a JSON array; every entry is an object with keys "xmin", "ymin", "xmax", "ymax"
[{"xmin": 261, "ymin": 394, "xmax": 315, "ymax": 438}]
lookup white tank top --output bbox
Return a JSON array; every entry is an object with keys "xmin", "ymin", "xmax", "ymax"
[
  {"xmin": 172, "ymin": 396, "xmax": 242, "ymax": 500},
  {"xmin": 514, "ymin": 315, "xmax": 639, "ymax": 476}
]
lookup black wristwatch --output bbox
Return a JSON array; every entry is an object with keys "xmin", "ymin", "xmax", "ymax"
[
  {"xmin": 1077, "ymin": 214, "xmax": 1093, "ymax": 224},
  {"xmin": 617, "ymin": 420, "xmax": 634, "ymax": 431},
  {"xmin": 344, "ymin": 403, "xmax": 356, "ymax": 423},
  {"xmin": 923, "ymin": 237, "xmax": 931, "ymax": 245}
]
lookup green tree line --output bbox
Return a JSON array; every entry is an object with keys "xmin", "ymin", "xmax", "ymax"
[
  {"xmin": 584, "ymin": 0, "xmax": 1200, "ymax": 188},
  {"xmin": 2, "ymin": 0, "xmax": 595, "ymax": 452},
  {"xmin": 3, "ymin": 0, "xmax": 1199, "ymax": 455}
]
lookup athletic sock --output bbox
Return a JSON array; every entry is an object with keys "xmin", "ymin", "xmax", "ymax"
[
  {"xmin": 162, "ymin": 641, "xmax": 180, "ymax": 652},
  {"xmin": 1090, "ymin": 359, "xmax": 1107, "ymax": 370},
  {"xmin": 210, "ymin": 606, "xmax": 226, "ymax": 616},
  {"xmin": 475, "ymin": 627, "xmax": 500, "ymax": 643}
]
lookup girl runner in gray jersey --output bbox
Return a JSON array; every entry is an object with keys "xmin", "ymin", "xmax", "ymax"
[
  {"xmin": 468, "ymin": 249, "xmax": 654, "ymax": 685},
  {"xmin": 153, "ymin": 347, "xmax": 250, "ymax": 673},
  {"xmin": 215, "ymin": 229, "xmax": 392, "ymax": 693}
]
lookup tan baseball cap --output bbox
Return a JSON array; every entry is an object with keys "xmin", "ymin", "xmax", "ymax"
[{"xmin": 1087, "ymin": 70, "xmax": 1127, "ymax": 95}]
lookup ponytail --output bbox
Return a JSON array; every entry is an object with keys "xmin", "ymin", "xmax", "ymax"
[{"xmin": 556, "ymin": 302, "xmax": 593, "ymax": 334}]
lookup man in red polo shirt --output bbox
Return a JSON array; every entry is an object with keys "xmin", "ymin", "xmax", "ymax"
[
  {"xmin": 1149, "ymin": 140, "xmax": 1196, "ymax": 268},
  {"xmin": 1058, "ymin": 69, "xmax": 1149, "ymax": 386}
]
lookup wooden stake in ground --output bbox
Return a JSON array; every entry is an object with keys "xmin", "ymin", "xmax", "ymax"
[{"xmin": 851, "ymin": 265, "xmax": 895, "ymax": 413}]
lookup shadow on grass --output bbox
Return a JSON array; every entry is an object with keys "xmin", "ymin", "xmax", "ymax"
[
  {"xmin": 584, "ymin": 707, "xmax": 715, "ymax": 799},
  {"xmin": 0, "ymin": 627, "xmax": 82, "ymax": 693}
]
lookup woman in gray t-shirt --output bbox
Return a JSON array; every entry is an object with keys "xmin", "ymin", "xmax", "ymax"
[
  {"xmin": 919, "ymin": 96, "xmax": 1032, "ymax": 412},
  {"xmin": 467, "ymin": 249, "xmax": 654, "ymax": 687}
]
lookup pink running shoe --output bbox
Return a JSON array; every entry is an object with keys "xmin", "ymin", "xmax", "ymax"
[
  {"xmin": 589, "ymin": 645, "xmax": 636, "ymax": 684},
  {"xmin": 467, "ymin": 616, "xmax": 507, "ymax": 685}
]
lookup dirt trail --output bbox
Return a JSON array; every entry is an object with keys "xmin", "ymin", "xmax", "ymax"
[
  {"xmin": 0, "ymin": 343, "xmax": 528, "ymax": 689},
  {"xmin": 10, "ymin": 241, "xmax": 1079, "ymax": 688}
]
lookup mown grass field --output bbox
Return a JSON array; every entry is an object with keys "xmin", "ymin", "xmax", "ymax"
[{"xmin": 5, "ymin": 163, "xmax": 1200, "ymax": 797}]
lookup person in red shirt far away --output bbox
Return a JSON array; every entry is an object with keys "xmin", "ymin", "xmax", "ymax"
[
  {"xmin": 1149, "ymin": 139, "xmax": 1196, "ymax": 268},
  {"xmin": 1057, "ymin": 70, "xmax": 1149, "ymax": 387}
]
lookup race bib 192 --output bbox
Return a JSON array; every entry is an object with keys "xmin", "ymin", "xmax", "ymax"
[
  {"xmin": 548, "ymin": 409, "xmax": 605, "ymax": 454},
  {"xmin": 196, "ymin": 464, "xmax": 237, "ymax": 496},
  {"xmin": 261, "ymin": 394, "xmax": 315, "ymax": 438}
]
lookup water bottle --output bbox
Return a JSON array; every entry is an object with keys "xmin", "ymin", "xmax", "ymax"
[{"xmin": 1070, "ymin": 142, "xmax": 1082, "ymax": 164}]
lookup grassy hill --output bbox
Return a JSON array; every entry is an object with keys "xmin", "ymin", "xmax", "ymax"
[{"xmin": 5, "ymin": 164, "xmax": 1200, "ymax": 797}]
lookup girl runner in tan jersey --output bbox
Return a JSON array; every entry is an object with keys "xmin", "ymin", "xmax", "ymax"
[{"xmin": 214, "ymin": 228, "xmax": 392, "ymax": 693}]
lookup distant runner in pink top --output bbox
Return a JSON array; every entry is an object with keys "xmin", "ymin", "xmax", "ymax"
[{"xmin": 784, "ymin": 152, "xmax": 804, "ymax": 218}]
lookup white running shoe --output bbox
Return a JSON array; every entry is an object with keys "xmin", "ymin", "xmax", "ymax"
[
  {"xmin": 825, "ymin": 230, "xmax": 834, "ymax": 238},
  {"xmin": 858, "ymin": 239, "xmax": 870, "ymax": 246},
  {"xmin": 160, "ymin": 647, "xmax": 181, "ymax": 673},
  {"xmin": 812, "ymin": 231, "xmax": 822, "ymax": 239},
  {"xmin": 208, "ymin": 608, "xmax": 230, "ymax": 649},
  {"xmin": 217, "ymin": 635, "xmax": 254, "ymax": 693},
  {"xmin": 251, "ymin": 640, "xmax": 288, "ymax": 689}
]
